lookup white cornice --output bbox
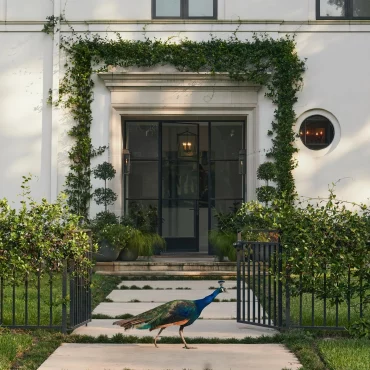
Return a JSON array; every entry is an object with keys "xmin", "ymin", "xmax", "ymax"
[{"xmin": 98, "ymin": 72, "xmax": 260, "ymax": 91}]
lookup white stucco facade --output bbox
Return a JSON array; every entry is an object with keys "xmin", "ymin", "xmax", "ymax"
[{"xmin": 1, "ymin": 0, "xmax": 370, "ymax": 212}]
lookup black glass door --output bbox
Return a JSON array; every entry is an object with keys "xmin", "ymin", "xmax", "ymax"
[{"xmin": 161, "ymin": 123, "xmax": 200, "ymax": 251}]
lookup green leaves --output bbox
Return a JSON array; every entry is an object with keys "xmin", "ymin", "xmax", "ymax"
[
  {"xmin": 58, "ymin": 29, "xmax": 305, "ymax": 219},
  {"xmin": 0, "ymin": 177, "xmax": 93, "ymax": 282},
  {"xmin": 238, "ymin": 189, "xmax": 370, "ymax": 311}
]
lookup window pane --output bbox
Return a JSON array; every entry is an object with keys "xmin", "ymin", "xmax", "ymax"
[
  {"xmin": 162, "ymin": 160, "xmax": 198, "ymax": 199},
  {"xmin": 128, "ymin": 161, "xmax": 158, "ymax": 199},
  {"xmin": 211, "ymin": 161, "xmax": 242, "ymax": 199},
  {"xmin": 127, "ymin": 200, "xmax": 159, "ymax": 232},
  {"xmin": 320, "ymin": 0, "xmax": 345, "ymax": 17},
  {"xmin": 162, "ymin": 200, "xmax": 195, "ymax": 237},
  {"xmin": 156, "ymin": 0, "xmax": 181, "ymax": 17},
  {"xmin": 211, "ymin": 200, "xmax": 242, "ymax": 229},
  {"xmin": 126, "ymin": 122, "xmax": 158, "ymax": 159},
  {"xmin": 188, "ymin": 0, "xmax": 214, "ymax": 16},
  {"xmin": 211, "ymin": 122, "xmax": 243, "ymax": 160},
  {"xmin": 353, "ymin": 0, "xmax": 370, "ymax": 17}
]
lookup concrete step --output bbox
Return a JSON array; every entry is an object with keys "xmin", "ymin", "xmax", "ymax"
[
  {"xmin": 96, "ymin": 270, "xmax": 237, "ymax": 277},
  {"xmin": 38, "ymin": 343, "xmax": 301, "ymax": 370},
  {"xmin": 107, "ymin": 289, "xmax": 237, "ymax": 302},
  {"xmin": 95, "ymin": 261, "xmax": 237, "ymax": 274},
  {"xmin": 93, "ymin": 302, "xmax": 264, "ymax": 320},
  {"xmin": 73, "ymin": 319, "xmax": 277, "ymax": 338},
  {"xmin": 118, "ymin": 280, "xmax": 237, "ymax": 290}
]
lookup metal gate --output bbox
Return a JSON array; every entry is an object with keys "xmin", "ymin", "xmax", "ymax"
[{"xmin": 234, "ymin": 231, "xmax": 286, "ymax": 329}]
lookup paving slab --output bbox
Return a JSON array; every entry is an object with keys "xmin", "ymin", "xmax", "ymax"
[
  {"xmin": 107, "ymin": 289, "xmax": 237, "ymax": 302},
  {"xmin": 38, "ymin": 343, "xmax": 301, "ymax": 370},
  {"xmin": 93, "ymin": 302, "xmax": 265, "ymax": 320},
  {"xmin": 73, "ymin": 319, "xmax": 277, "ymax": 338},
  {"xmin": 118, "ymin": 280, "xmax": 237, "ymax": 290}
]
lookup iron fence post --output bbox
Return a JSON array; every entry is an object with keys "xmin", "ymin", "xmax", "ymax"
[
  {"xmin": 277, "ymin": 240, "xmax": 283, "ymax": 328},
  {"xmin": 62, "ymin": 262, "xmax": 67, "ymax": 334},
  {"xmin": 234, "ymin": 236, "xmax": 243, "ymax": 322},
  {"xmin": 285, "ymin": 246, "xmax": 291, "ymax": 328}
]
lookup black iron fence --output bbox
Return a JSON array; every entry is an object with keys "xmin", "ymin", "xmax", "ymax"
[
  {"xmin": 234, "ymin": 232, "xmax": 370, "ymax": 331},
  {"xmin": 0, "ymin": 248, "xmax": 92, "ymax": 333}
]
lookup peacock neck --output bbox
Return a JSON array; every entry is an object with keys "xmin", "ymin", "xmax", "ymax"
[{"xmin": 194, "ymin": 289, "xmax": 221, "ymax": 312}]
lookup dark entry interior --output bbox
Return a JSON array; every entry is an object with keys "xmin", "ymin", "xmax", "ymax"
[{"xmin": 123, "ymin": 120, "xmax": 245, "ymax": 253}]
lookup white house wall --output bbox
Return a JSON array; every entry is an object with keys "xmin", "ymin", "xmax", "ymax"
[
  {"xmin": 0, "ymin": 32, "xmax": 52, "ymax": 202},
  {"xmin": 1, "ymin": 1, "xmax": 370, "ymax": 209}
]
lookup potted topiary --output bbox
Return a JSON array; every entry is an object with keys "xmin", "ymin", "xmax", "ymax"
[{"xmin": 91, "ymin": 162, "xmax": 120, "ymax": 262}]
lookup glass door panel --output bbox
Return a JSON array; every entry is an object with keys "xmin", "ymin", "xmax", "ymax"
[{"xmin": 161, "ymin": 123, "xmax": 199, "ymax": 251}]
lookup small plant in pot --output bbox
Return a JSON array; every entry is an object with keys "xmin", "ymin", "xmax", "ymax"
[{"xmin": 121, "ymin": 202, "xmax": 166, "ymax": 257}]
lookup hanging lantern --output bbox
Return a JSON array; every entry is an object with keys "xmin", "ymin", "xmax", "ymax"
[{"xmin": 177, "ymin": 129, "xmax": 197, "ymax": 157}]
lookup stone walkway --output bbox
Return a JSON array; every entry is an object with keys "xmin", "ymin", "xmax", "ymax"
[{"xmin": 38, "ymin": 280, "xmax": 301, "ymax": 370}]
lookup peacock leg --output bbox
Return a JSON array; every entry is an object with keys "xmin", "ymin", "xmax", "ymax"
[
  {"xmin": 154, "ymin": 327, "xmax": 165, "ymax": 348},
  {"xmin": 179, "ymin": 326, "xmax": 197, "ymax": 349}
]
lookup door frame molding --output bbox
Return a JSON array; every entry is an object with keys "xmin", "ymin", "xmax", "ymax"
[{"xmin": 99, "ymin": 69, "xmax": 260, "ymax": 217}]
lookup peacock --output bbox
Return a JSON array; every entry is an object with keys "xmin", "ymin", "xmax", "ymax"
[{"xmin": 113, "ymin": 280, "xmax": 227, "ymax": 349}]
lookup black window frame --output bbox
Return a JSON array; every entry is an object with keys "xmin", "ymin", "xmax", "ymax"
[
  {"xmin": 152, "ymin": 0, "xmax": 218, "ymax": 19},
  {"xmin": 317, "ymin": 0, "xmax": 370, "ymax": 20}
]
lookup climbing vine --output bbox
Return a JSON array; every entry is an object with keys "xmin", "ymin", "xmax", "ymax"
[{"xmin": 53, "ymin": 27, "xmax": 305, "ymax": 219}]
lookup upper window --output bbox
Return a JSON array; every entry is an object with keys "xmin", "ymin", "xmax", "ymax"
[
  {"xmin": 317, "ymin": 0, "xmax": 370, "ymax": 19},
  {"xmin": 153, "ymin": 0, "xmax": 217, "ymax": 19}
]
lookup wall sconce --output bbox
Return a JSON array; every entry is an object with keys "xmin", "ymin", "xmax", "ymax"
[
  {"xmin": 123, "ymin": 149, "xmax": 131, "ymax": 175},
  {"xmin": 238, "ymin": 149, "xmax": 246, "ymax": 175}
]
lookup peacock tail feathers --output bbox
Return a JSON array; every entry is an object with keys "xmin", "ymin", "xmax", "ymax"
[{"xmin": 113, "ymin": 299, "xmax": 197, "ymax": 331}]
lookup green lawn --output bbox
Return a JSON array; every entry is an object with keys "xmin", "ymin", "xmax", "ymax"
[
  {"xmin": 318, "ymin": 338, "xmax": 370, "ymax": 370},
  {"xmin": 1, "ymin": 275, "xmax": 65, "ymax": 327},
  {"xmin": 0, "ymin": 331, "xmax": 33, "ymax": 370},
  {"xmin": 289, "ymin": 293, "xmax": 370, "ymax": 328},
  {"xmin": 0, "ymin": 273, "xmax": 121, "ymax": 328}
]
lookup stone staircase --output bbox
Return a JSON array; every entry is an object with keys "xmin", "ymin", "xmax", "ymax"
[{"xmin": 94, "ymin": 253, "xmax": 237, "ymax": 277}]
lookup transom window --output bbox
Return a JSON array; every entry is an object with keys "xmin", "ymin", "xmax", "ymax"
[
  {"xmin": 317, "ymin": 0, "xmax": 370, "ymax": 19},
  {"xmin": 152, "ymin": 0, "xmax": 217, "ymax": 19}
]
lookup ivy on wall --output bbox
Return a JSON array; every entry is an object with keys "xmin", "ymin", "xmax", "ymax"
[{"xmin": 52, "ymin": 26, "xmax": 305, "ymax": 219}]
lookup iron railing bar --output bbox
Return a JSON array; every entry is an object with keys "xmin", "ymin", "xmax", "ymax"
[
  {"xmin": 263, "ymin": 243, "xmax": 266, "ymax": 325},
  {"xmin": 277, "ymin": 242, "xmax": 283, "ymax": 327},
  {"xmin": 0, "ymin": 277, "xmax": 3, "ymax": 325},
  {"xmin": 25, "ymin": 275, "xmax": 28, "ymax": 327},
  {"xmin": 347, "ymin": 266, "xmax": 351, "ymax": 325},
  {"xmin": 247, "ymin": 244, "xmax": 251, "ymax": 322},
  {"xmin": 257, "ymin": 244, "xmax": 261, "ymax": 324},
  {"xmin": 236, "ymin": 245, "xmax": 241, "ymax": 321},
  {"xmin": 253, "ymin": 244, "xmax": 256, "ymax": 323},
  {"xmin": 62, "ymin": 263, "xmax": 67, "ymax": 334},
  {"xmin": 37, "ymin": 270, "xmax": 41, "ymax": 326},
  {"xmin": 12, "ymin": 271, "xmax": 16, "ymax": 326},
  {"xmin": 49, "ymin": 272, "xmax": 53, "ymax": 327},
  {"xmin": 299, "ymin": 274, "xmax": 303, "ymax": 327},
  {"xmin": 242, "ymin": 244, "xmax": 246, "ymax": 323},
  {"xmin": 323, "ymin": 268, "xmax": 327, "ymax": 326},
  {"xmin": 268, "ymin": 244, "xmax": 271, "ymax": 326},
  {"xmin": 360, "ymin": 275, "xmax": 363, "ymax": 318}
]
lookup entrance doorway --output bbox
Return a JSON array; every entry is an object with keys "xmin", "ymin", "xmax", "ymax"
[{"xmin": 123, "ymin": 120, "xmax": 246, "ymax": 253}]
